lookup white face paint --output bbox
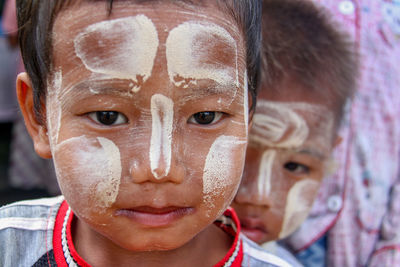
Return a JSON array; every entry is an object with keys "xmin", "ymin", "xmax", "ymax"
[
  {"xmin": 46, "ymin": 70, "xmax": 63, "ymax": 148},
  {"xmin": 250, "ymin": 101, "xmax": 334, "ymax": 150},
  {"xmin": 250, "ymin": 101, "xmax": 310, "ymax": 148},
  {"xmin": 54, "ymin": 136, "xmax": 122, "ymax": 210},
  {"xmin": 257, "ymin": 150, "xmax": 276, "ymax": 198},
  {"xmin": 279, "ymin": 179, "xmax": 319, "ymax": 238},
  {"xmin": 203, "ymin": 135, "xmax": 246, "ymax": 215},
  {"xmin": 243, "ymin": 70, "xmax": 249, "ymax": 137},
  {"xmin": 74, "ymin": 15, "xmax": 159, "ymax": 93},
  {"xmin": 150, "ymin": 94, "xmax": 174, "ymax": 179},
  {"xmin": 166, "ymin": 21, "xmax": 239, "ymax": 89}
]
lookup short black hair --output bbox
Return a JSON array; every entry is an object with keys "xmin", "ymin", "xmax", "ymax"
[
  {"xmin": 17, "ymin": 0, "xmax": 262, "ymax": 123},
  {"xmin": 261, "ymin": 0, "xmax": 358, "ymax": 126}
]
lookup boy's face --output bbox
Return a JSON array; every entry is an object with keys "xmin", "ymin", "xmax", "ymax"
[
  {"xmin": 232, "ymin": 79, "xmax": 337, "ymax": 244},
  {"xmin": 46, "ymin": 1, "xmax": 248, "ymax": 251}
]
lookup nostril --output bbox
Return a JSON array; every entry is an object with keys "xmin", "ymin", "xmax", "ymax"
[{"xmin": 152, "ymin": 167, "xmax": 168, "ymax": 180}]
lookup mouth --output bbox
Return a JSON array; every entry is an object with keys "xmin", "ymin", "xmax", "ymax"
[
  {"xmin": 240, "ymin": 217, "xmax": 269, "ymax": 244},
  {"xmin": 115, "ymin": 206, "xmax": 194, "ymax": 227}
]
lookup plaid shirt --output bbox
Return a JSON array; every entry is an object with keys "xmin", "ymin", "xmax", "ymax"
[
  {"xmin": 0, "ymin": 197, "xmax": 298, "ymax": 267},
  {"xmin": 284, "ymin": 1, "xmax": 400, "ymax": 266}
]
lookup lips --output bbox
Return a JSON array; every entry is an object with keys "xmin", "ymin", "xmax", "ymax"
[
  {"xmin": 115, "ymin": 206, "xmax": 194, "ymax": 227},
  {"xmin": 240, "ymin": 217, "xmax": 269, "ymax": 244}
]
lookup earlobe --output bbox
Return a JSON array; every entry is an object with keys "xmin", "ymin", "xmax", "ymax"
[{"xmin": 17, "ymin": 73, "xmax": 52, "ymax": 159}]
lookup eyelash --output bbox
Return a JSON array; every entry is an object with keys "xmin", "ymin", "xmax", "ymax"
[
  {"xmin": 88, "ymin": 111, "xmax": 128, "ymax": 126},
  {"xmin": 188, "ymin": 111, "xmax": 224, "ymax": 125},
  {"xmin": 284, "ymin": 162, "xmax": 310, "ymax": 175},
  {"xmin": 87, "ymin": 110, "xmax": 224, "ymax": 126}
]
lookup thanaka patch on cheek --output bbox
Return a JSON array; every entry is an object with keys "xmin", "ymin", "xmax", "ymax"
[
  {"xmin": 74, "ymin": 15, "xmax": 158, "ymax": 93},
  {"xmin": 203, "ymin": 135, "xmax": 246, "ymax": 216},
  {"xmin": 150, "ymin": 94, "xmax": 174, "ymax": 179},
  {"xmin": 54, "ymin": 136, "xmax": 122, "ymax": 210},
  {"xmin": 279, "ymin": 179, "xmax": 319, "ymax": 238},
  {"xmin": 166, "ymin": 21, "xmax": 239, "ymax": 89},
  {"xmin": 46, "ymin": 70, "xmax": 63, "ymax": 148},
  {"xmin": 243, "ymin": 70, "xmax": 249, "ymax": 137},
  {"xmin": 257, "ymin": 150, "xmax": 276, "ymax": 198}
]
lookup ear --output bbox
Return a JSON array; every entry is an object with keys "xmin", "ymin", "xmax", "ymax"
[{"xmin": 17, "ymin": 73, "xmax": 52, "ymax": 159}]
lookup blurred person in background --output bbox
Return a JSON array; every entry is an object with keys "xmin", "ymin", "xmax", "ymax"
[{"xmin": 281, "ymin": 1, "xmax": 400, "ymax": 266}]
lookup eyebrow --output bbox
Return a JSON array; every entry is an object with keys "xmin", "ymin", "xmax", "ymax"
[
  {"xmin": 64, "ymin": 79, "xmax": 134, "ymax": 96},
  {"xmin": 61, "ymin": 77, "xmax": 241, "ymax": 103},
  {"xmin": 175, "ymin": 82, "xmax": 241, "ymax": 105},
  {"xmin": 296, "ymin": 148, "xmax": 326, "ymax": 160}
]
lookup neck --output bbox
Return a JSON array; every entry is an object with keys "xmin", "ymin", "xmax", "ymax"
[{"xmin": 73, "ymin": 217, "xmax": 233, "ymax": 267}]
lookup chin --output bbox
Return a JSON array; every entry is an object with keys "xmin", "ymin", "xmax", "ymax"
[{"xmin": 114, "ymin": 232, "xmax": 191, "ymax": 252}]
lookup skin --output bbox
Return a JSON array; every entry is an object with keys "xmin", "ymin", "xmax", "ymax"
[
  {"xmin": 17, "ymin": 1, "xmax": 249, "ymax": 266},
  {"xmin": 232, "ymin": 78, "xmax": 340, "ymax": 245}
]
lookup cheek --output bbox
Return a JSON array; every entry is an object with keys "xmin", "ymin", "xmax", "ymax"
[
  {"xmin": 278, "ymin": 179, "xmax": 320, "ymax": 238},
  {"xmin": 46, "ymin": 71, "xmax": 63, "ymax": 147},
  {"xmin": 202, "ymin": 135, "xmax": 246, "ymax": 216},
  {"xmin": 53, "ymin": 136, "xmax": 122, "ymax": 217}
]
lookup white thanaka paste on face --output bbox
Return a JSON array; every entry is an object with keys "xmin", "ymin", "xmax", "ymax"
[
  {"xmin": 54, "ymin": 136, "xmax": 121, "ymax": 209},
  {"xmin": 250, "ymin": 101, "xmax": 309, "ymax": 148},
  {"xmin": 74, "ymin": 15, "xmax": 158, "ymax": 93},
  {"xmin": 257, "ymin": 150, "xmax": 276, "ymax": 198},
  {"xmin": 203, "ymin": 135, "xmax": 246, "ymax": 215},
  {"xmin": 166, "ymin": 21, "xmax": 239, "ymax": 88},
  {"xmin": 279, "ymin": 179, "xmax": 319, "ymax": 238},
  {"xmin": 243, "ymin": 70, "xmax": 249, "ymax": 137},
  {"xmin": 46, "ymin": 70, "xmax": 63, "ymax": 148},
  {"xmin": 96, "ymin": 137, "xmax": 122, "ymax": 206},
  {"xmin": 150, "ymin": 94, "xmax": 174, "ymax": 179}
]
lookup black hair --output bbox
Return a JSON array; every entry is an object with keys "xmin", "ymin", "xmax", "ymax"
[
  {"xmin": 261, "ymin": 0, "xmax": 358, "ymax": 126},
  {"xmin": 16, "ymin": 0, "xmax": 261, "ymax": 123}
]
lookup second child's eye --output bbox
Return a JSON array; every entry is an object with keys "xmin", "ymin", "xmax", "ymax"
[
  {"xmin": 284, "ymin": 162, "xmax": 310, "ymax": 175},
  {"xmin": 188, "ymin": 111, "xmax": 223, "ymax": 125},
  {"xmin": 88, "ymin": 111, "xmax": 128, "ymax": 126}
]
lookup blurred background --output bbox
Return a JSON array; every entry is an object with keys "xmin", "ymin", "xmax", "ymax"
[{"xmin": 0, "ymin": 0, "xmax": 58, "ymax": 205}]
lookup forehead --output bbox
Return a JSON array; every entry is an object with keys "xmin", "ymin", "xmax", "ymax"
[
  {"xmin": 252, "ymin": 79, "xmax": 336, "ymax": 151},
  {"xmin": 52, "ymin": 1, "xmax": 244, "ymax": 65},
  {"xmin": 50, "ymin": 1, "xmax": 246, "ymax": 100},
  {"xmin": 259, "ymin": 77, "xmax": 339, "ymax": 116}
]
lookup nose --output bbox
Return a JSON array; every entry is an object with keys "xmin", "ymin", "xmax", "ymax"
[
  {"xmin": 235, "ymin": 149, "xmax": 276, "ymax": 207},
  {"xmin": 130, "ymin": 155, "xmax": 185, "ymax": 184},
  {"xmin": 149, "ymin": 93, "xmax": 174, "ymax": 179},
  {"xmin": 235, "ymin": 181, "xmax": 273, "ymax": 208}
]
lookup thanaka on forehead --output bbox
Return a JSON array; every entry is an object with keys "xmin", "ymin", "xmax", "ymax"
[
  {"xmin": 250, "ymin": 100, "xmax": 335, "ymax": 148},
  {"xmin": 51, "ymin": 15, "xmax": 245, "ymax": 99},
  {"xmin": 73, "ymin": 15, "xmax": 159, "ymax": 93},
  {"xmin": 166, "ymin": 20, "xmax": 239, "ymax": 88},
  {"xmin": 18, "ymin": 0, "xmax": 262, "ymax": 122}
]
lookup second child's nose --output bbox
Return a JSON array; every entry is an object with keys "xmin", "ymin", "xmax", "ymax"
[{"xmin": 235, "ymin": 184, "xmax": 273, "ymax": 208}]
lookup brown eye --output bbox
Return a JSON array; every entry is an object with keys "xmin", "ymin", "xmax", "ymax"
[
  {"xmin": 284, "ymin": 162, "xmax": 310, "ymax": 174},
  {"xmin": 189, "ymin": 111, "xmax": 223, "ymax": 125},
  {"xmin": 89, "ymin": 111, "xmax": 128, "ymax": 126}
]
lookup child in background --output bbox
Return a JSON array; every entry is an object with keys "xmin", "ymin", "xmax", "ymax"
[
  {"xmin": 0, "ymin": 0, "xmax": 296, "ymax": 266},
  {"xmin": 284, "ymin": 0, "xmax": 400, "ymax": 265},
  {"xmin": 232, "ymin": 0, "xmax": 357, "ymax": 251}
]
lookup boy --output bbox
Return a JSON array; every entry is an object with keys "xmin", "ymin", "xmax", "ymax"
[
  {"xmin": 0, "ymin": 0, "xmax": 295, "ymax": 266},
  {"xmin": 232, "ymin": 0, "xmax": 357, "ymax": 251},
  {"xmin": 282, "ymin": 0, "xmax": 400, "ymax": 266}
]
